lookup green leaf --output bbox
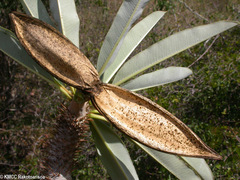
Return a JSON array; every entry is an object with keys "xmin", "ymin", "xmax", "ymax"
[
  {"xmin": 90, "ymin": 119, "xmax": 139, "ymax": 180},
  {"xmin": 181, "ymin": 156, "xmax": 214, "ymax": 180},
  {"xmin": 134, "ymin": 141, "xmax": 213, "ymax": 180},
  {"xmin": 50, "ymin": 0, "xmax": 80, "ymax": 47},
  {"xmin": 113, "ymin": 21, "xmax": 237, "ymax": 85},
  {"xmin": 19, "ymin": 0, "xmax": 54, "ymax": 26},
  {"xmin": 101, "ymin": 11, "xmax": 166, "ymax": 83},
  {"xmin": 0, "ymin": 26, "xmax": 55, "ymax": 85},
  {"xmin": 122, "ymin": 67, "xmax": 192, "ymax": 91},
  {"xmin": 97, "ymin": 0, "xmax": 150, "ymax": 74}
]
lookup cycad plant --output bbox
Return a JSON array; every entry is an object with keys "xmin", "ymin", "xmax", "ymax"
[{"xmin": 0, "ymin": 0, "xmax": 237, "ymax": 179}]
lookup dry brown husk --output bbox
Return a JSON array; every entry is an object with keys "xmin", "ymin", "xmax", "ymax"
[
  {"xmin": 10, "ymin": 12, "xmax": 222, "ymax": 160},
  {"xmin": 10, "ymin": 12, "xmax": 101, "ymax": 93},
  {"xmin": 92, "ymin": 84, "xmax": 222, "ymax": 160}
]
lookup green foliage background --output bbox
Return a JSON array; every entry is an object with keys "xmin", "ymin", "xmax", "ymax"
[{"xmin": 0, "ymin": 0, "xmax": 239, "ymax": 179}]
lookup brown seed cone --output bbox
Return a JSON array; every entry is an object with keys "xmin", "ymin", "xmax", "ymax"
[{"xmin": 41, "ymin": 102, "xmax": 90, "ymax": 179}]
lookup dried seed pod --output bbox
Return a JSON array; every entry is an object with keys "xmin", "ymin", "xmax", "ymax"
[
  {"xmin": 10, "ymin": 12, "xmax": 101, "ymax": 93},
  {"xmin": 10, "ymin": 11, "xmax": 222, "ymax": 160},
  {"xmin": 92, "ymin": 84, "xmax": 222, "ymax": 160}
]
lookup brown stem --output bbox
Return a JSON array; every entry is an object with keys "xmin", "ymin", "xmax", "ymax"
[{"xmin": 41, "ymin": 101, "xmax": 90, "ymax": 180}]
